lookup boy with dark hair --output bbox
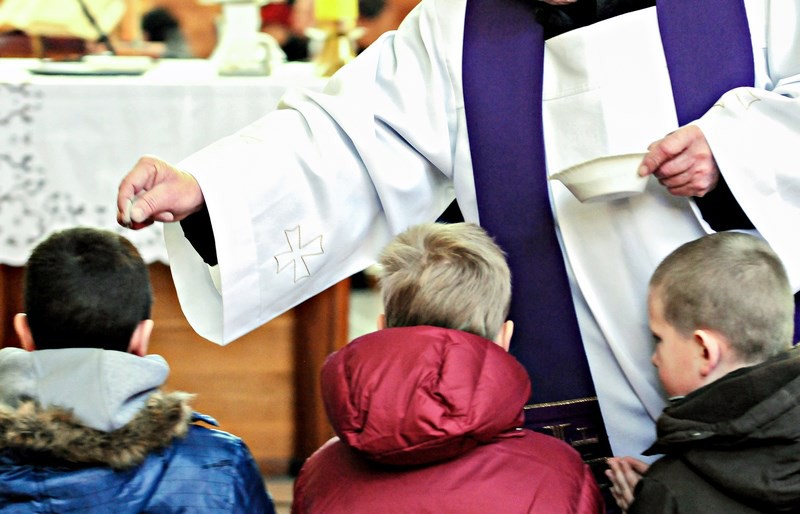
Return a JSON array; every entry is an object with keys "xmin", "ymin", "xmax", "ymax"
[
  {"xmin": 1, "ymin": 227, "xmax": 275, "ymax": 513},
  {"xmin": 292, "ymin": 222, "xmax": 603, "ymax": 513},
  {"xmin": 607, "ymin": 231, "xmax": 800, "ymax": 513}
]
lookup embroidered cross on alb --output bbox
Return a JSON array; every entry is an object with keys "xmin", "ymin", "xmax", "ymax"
[
  {"xmin": 274, "ymin": 226, "xmax": 324, "ymax": 282},
  {"xmin": 713, "ymin": 90, "xmax": 761, "ymax": 110}
]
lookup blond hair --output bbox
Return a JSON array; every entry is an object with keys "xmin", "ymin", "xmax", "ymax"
[
  {"xmin": 650, "ymin": 232, "xmax": 794, "ymax": 362},
  {"xmin": 377, "ymin": 223, "xmax": 511, "ymax": 340}
]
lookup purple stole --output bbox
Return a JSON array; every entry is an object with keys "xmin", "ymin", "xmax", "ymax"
[{"xmin": 462, "ymin": 0, "xmax": 755, "ymax": 462}]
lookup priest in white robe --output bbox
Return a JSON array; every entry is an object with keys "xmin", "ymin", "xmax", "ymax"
[{"xmin": 117, "ymin": 0, "xmax": 800, "ymax": 469}]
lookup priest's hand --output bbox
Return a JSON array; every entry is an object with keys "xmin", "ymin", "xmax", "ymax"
[
  {"xmin": 638, "ymin": 124, "xmax": 720, "ymax": 197},
  {"xmin": 605, "ymin": 456, "xmax": 650, "ymax": 512},
  {"xmin": 117, "ymin": 155, "xmax": 205, "ymax": 229}
]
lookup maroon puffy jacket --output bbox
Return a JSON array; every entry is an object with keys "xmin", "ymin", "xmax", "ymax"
[{"xmin": 293, "ymin": 326, "xmax": 604, "ymax": 513}]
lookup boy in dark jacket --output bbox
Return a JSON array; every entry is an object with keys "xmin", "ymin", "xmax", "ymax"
[
  {"xmin": 0, "ymin": 227, "xmax": 275, "ymax": 513},
  {"xmin": 293, "ymin": 222, "xmax": 603, "ymax": 513},
  {"xmin": 606, "ymin": 231, "xmax": 799, "ymax": 513}
]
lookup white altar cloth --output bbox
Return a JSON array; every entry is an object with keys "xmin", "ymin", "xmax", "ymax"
[{"xmin": 0, "ymin": 58, "xmax": 326, "ymax": 265}]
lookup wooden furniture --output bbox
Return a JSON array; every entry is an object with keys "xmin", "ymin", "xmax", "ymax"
[
  {"xmin": 292, "ymin": 277, "xmax": 350, "ymax": 470},
  {"xmin": 0, "ymin": 31, "xmax": 87, "ymax": 59},
  {"xmin": 0, "ymin": 266, "xmax": 24, "ymax": 348}
]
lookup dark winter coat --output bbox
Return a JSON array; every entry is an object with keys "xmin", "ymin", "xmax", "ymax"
[{"xmin": 629, "ymin": 349, "xmax": 800, "ymax": 513}]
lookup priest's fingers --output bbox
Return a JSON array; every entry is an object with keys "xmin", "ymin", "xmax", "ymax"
[
  {"xmin": 642, "ymin": 125, "xmax": 720, "ymax": 197},
  {"xmin": 655, "ymin": 155, "xmax": 719, "ymax": 197},
  {"xmin": 117, "ymin": 155, "xmax": 204, "ymax": 229},
  {"xmin": 639, "ymin": 125, "xmax": 705, "ymax": 177},
  {"xmin": 118, "ymin": 156, "xmax": 156, "ymax": 229}
]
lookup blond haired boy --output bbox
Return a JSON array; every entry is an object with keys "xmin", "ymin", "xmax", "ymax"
[
  {"xmin": 607, "ymin": 231, "xmax": 798, "ymax": 513},
  {"xmin": 293, "ymin": 222, "xmax": 603, "ymax": 513}
]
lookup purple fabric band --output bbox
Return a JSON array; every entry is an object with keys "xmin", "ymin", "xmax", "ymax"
[
  {"xmin": 657, "ymin": 0, "xmax": 754, "ymax": 125},
  {"xmin": 796, "ymin": 297, "xmax": 800, "ymax": 345},
  {"xmin": 463, "ymin": 0, "xmax": 594, "ymax": 404},
  {"xmin": 462, "ymin": 0, "xmax": 756, "ymax": 424}
]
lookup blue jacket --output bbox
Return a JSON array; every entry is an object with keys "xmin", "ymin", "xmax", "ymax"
[{"xmin": 0, "ymin": 408, "xmax": 275, "ymax": 513}]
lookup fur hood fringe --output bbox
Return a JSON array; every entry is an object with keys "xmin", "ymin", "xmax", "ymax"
[{"xmin": 0, "ymin": 391, "xmax": 194, "ymax": 470}]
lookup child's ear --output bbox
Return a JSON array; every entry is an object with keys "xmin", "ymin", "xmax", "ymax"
[
  {"xmin": 127, "ymin": 319, "xmax": 154, "ymax": 357},
  {"xmin": 694, "ymin": 329, "xmax": 722, "ymax": 377},
  {"xmin": 376, "ymin": 313, "xmax": 386, "ymax": 330},
  {"xmin": 494, "ymin": 320, "xmax": 514, "ymax": 351},
  {"xmin": 13, "ymin": 313, "xmax": 36, "ymax": 351}
]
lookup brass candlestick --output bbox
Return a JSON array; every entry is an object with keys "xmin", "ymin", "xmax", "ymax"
[
  {"xmin": 314, "ymin": 19, "xmax": 362, "ymax": 77},
  {"xmin": 311, "ymin": 0, "xmax": 360, "ymax": 77}
]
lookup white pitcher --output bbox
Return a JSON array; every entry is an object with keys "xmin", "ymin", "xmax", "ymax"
[{"xmin": 209, "ymin": 0, "xmax": 286, "ymax": 76}]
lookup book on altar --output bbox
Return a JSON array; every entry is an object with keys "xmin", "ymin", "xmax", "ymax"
[{"xmin": 0, "ymin": 0, "xmax": 125, "ymax": 41}]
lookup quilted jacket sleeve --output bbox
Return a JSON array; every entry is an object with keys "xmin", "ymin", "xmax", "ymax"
[
  {"xmin": 627, "ymin": 478, "xmax": 677, "ymax": 514},
  {"xmin": 231, "ymin": 439, "xmax": 277, "ymax": 514}
]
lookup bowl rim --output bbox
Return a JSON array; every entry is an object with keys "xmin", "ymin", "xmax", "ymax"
[{"xmin": 549, "ymin": 152, "xmax": 648, "ymax": 181}]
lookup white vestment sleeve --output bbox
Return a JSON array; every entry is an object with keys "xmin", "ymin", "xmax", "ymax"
[
  {"xmin": 693, "ymin": 0, "xmax": 800, "ymax": 290},
  {"xmin": 165, "ymin": 0, "xmax": 465, "ymax": 344}
]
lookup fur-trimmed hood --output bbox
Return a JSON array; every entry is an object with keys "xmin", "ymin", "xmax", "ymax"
[
  {"xmin": 0, "ymin": 390, "xmax": 194, "ymax": 470},
  {"xmin": 0, "ymin": 346, "xmax": 194, "ymax": 470}
]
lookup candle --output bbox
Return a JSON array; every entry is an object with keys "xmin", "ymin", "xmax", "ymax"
[{"xmin": 315, "ymin": 0, "xmax": 358, "ymax": 22}]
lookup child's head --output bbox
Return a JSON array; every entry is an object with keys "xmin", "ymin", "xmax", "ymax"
[
  {"xmin": 648, "ymin": 231, "xmax": 794, "ymax": 397},
  {"xmin": 377, "ymin": 222, "xmax": 512, "ymax": 344},
  {"xmin": 15, "ymin": 227, "xmax": 153, "ymax": 353}
]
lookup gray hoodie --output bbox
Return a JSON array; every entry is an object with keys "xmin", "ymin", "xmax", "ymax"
[{"xmin": 0, "ymin": 347, "xmax": 169, "ymax": 432}]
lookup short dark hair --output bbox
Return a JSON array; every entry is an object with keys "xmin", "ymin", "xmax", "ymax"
[{"xmin": 23, "ymin": 227, "xmax": 152, "ymax": 352}]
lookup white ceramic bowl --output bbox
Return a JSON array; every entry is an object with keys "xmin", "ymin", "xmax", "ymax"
[{"xmin": 549, "ymin": 152, "xmax": 649, "ymax": 203}]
